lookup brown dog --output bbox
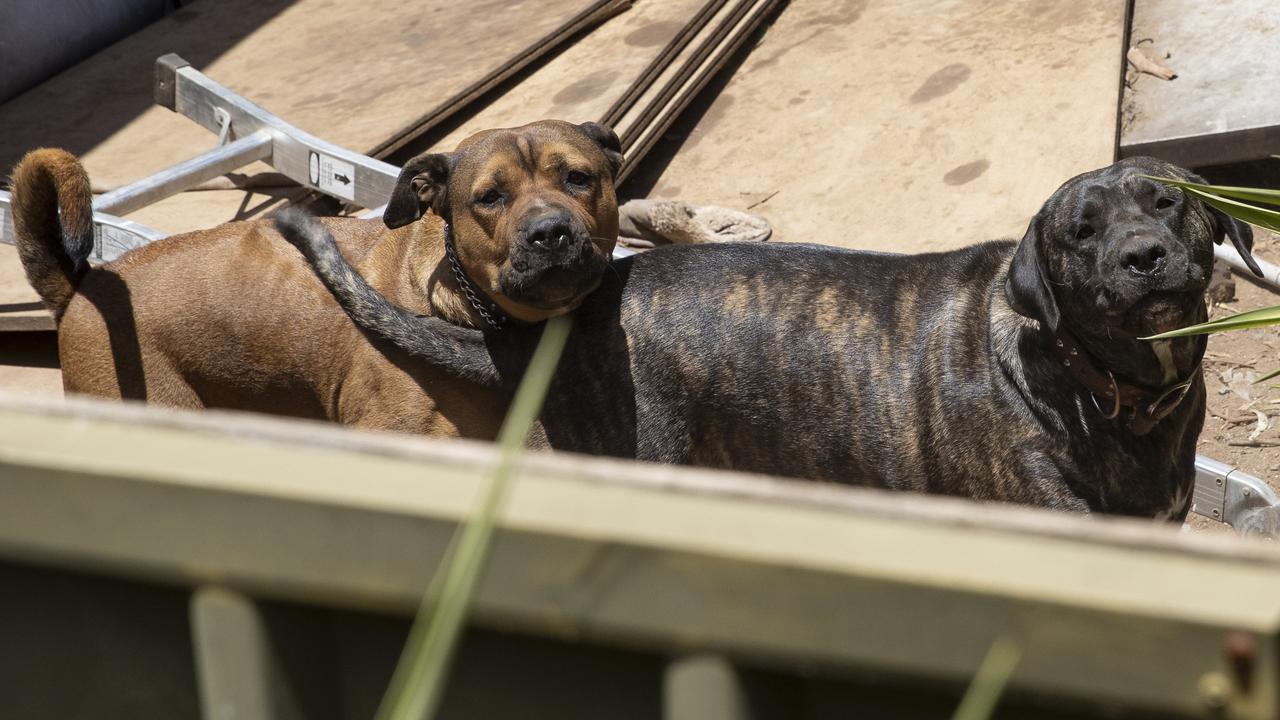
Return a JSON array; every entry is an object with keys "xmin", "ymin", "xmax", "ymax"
[{"xmin": 10, "ymin": 120, "xmax": 622, "ymax": 437}]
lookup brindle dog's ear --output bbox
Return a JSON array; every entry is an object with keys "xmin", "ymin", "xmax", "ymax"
[
  {"xmin": 577, "ymin": 121, "xmax": 623, "ymax": 179},
  {"xmin": 1185, "ymin": 173, "xmax": 1263, "ymax": 276},
  {"xmin": 384, "ymin": 152, "xmax": 454, "ymax": 229},
  {"xmin": 1209, "ymin": 206, "xmax": 1261, "ymax": 276},
  {"xmin": 1004, "ymin": 215, "xmax": 1061, "ymax": 332}
]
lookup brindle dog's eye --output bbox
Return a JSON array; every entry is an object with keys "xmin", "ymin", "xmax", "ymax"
[
  {"xmin": 1075, "ymin": 224, "xmax": 1096, "ymax": 240},
  {"xmin": 566, "ymin": 170, "xmax": 592, "ymax": 188},
  {"xmin": 1155, "ymin": 196, "xmax": 1175, "ymax": 210},
  {"xmin": 476, "ymin": 189, "xmax": 503, "ymax": 206}
]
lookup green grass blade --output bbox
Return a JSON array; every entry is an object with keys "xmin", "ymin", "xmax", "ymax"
[
  {"xmin": 952, "ymin": 636, "xmax": 1022, "ymax": 720},
  {"xmin": 1143, "ymin": 176, "xmax": 1280, "ymax": 207},
  {"xmin": 1142, "ymin": 304, "xmax": 1280, "ymax": 339},
  {"xmin": 376, "ymin": 315, "xmax": 572, "ymax": 720},
  {"xmin": 1255, "ymin": 367, "xmax": 1280, "ymax": 384}
]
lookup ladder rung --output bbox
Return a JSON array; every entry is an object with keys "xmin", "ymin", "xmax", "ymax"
[{"xmin": 93, "ymin": 130, "xmax": 273, "ymax": 217}]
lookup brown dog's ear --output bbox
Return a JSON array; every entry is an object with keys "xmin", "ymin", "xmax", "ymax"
[
  {"xmin": 1004, "ymin": 215, "xmax": 1061, "ymax": 332},
  {"xmin": 384, "ymin": 152, "xmax": 454, "ymax": 229},
  {"xmin": 577, "ymin": 121, "xmax": 623, "ymax": 179},
  {"xmin": 1182, "ymin": 173, "xmax": 1262, "ymax": 277}
]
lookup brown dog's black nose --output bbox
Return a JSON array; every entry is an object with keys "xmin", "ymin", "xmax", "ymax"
[
  {"xmin": 1120, "ymin": 238, "xmax": 1167, "ymax": 275},
  {"xmin": 525, "ymin": 214, "xmax": 574, "ymax": 251}
]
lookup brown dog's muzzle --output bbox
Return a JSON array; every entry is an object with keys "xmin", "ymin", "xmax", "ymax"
[
  {"xmin": 523, "ymin": 210, "xmax": 579, "ymax": 253},
  {"xmin": 499, "ymin": 205, "xmax": 608, "ymax": 310}
]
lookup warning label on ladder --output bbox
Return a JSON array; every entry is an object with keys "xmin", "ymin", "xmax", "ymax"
[{"xmin": 309, "ymin": 151, "xmax": 356, "ymax": 201}]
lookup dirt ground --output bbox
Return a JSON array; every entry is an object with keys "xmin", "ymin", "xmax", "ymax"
[{"xmin": 1188, "ymin": 228, "xmax": 1280, "ymax": 531}]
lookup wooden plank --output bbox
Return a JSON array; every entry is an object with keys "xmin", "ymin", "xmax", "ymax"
[
  {"xmin": 1120, "ymin": 0, "xmax": 1280, "ymax": 167},
  {"xmin": 0, "ymin": 394, "xmax": 1276, "ymax": 717},
  {"xmin": 616, "ymin": 0, "xmax": 785, "ymax": 184},
  {"xmin": 637, "ymin": 0, "xmax": 1128, "ymax": 252}
]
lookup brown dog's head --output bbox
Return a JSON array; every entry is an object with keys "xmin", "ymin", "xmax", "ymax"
[
  {"xmin": 383, "ymin": 120, "xmax": 622, "ymax": 322},
  {"xmin": 1005, "ymin": 156, "xmax": 1258, "ymax": 338}
]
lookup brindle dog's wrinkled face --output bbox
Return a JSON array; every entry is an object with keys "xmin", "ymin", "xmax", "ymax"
[
  {"xmin": 1006, "ymin": 157, "xmax": 1258, "ymax": 338},
  {"xmin": 383, "ymin": 120, "xmax": 622, "ymax": 320}
]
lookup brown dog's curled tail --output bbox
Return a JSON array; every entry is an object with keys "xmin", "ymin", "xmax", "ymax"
[
  {"xmin": 10, "ymin": 148, "xmax": 95, "ymax": 320},
  {"xmin": 273, "ymin": 209, "xmax": 511, "ymax": 387}
]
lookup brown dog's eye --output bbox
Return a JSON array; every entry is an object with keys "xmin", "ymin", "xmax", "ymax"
[
  {"xmin": 1075, "ymin": 225, "xmax": 1095, "ymax": 240},
  {"xmin": 1155, "ymin": 197, "xmax": 1175, "ymax": 210},
  {"xmin": 475, "ymin": 189, "xmax": 503, "ymax": 207},
  {"xmin": 566, "ymin": 171, "xmax": 592, "ymax": 188}
]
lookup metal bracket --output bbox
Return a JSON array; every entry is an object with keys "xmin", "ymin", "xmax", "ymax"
[
  {"xmin": 214, "ymin": 107, "xmax": 233, "ymax": 147},
  {"xmin": 1193, "ymin": 455, "xmax": 1280, "ymax": 537}
]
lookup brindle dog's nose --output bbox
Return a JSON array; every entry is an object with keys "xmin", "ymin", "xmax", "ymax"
[
  {"xmin": 525, "ymin": 213, "xmax": 574, "ymax": 251},
  {"xmin": 1120, "ymin": 237, "xmax": 1167, "ymax": 276}
]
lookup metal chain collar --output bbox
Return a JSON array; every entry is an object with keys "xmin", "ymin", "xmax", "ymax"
[{"xmin": 443, "ymin": 224, "xmax": 506, "ymax": 331}]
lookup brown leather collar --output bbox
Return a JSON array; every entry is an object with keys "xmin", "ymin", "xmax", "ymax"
[{"xmin": 1050, "ymin": 327, "xmax": 1197, "ymax": 435}]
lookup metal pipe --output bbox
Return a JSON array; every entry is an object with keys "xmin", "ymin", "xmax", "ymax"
[
  {"xmin": 1216, "ymin": 243, "xmax": 1280, "ymax": 292},
  {"xmin": 93, "ymin": 130, "xmax": 274, "ymax": 217}
]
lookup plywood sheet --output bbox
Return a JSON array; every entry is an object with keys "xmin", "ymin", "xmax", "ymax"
[
  {"xmin": 0, "ymin": 0, "xmax": 610, "ymax": 187},
  {"xmin": 1120, "ymin": 0, "xmax": 1280, "ymax": 167},
  {"xmin": 430, "ymin": 0, "xmax": 711, "ymax": 151},
  {"xmin": 639, "ymin": 0, "xmax": 1127, "ymax": 252}
]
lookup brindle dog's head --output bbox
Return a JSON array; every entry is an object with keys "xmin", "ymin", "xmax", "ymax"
[
  {"xmin": 1006, "ymin": 157, "xmax": 1259, "ymax": 338},
  {"xmin": 383, "ymin": 120, "xmax": 623, "ymax": 321}
]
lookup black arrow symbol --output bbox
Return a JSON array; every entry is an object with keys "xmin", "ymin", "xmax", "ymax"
[{"xmin": 333, "ymin": 173, "xmax": 351, "ymax": 185}]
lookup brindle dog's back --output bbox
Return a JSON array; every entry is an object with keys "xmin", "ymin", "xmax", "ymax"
[{"xmin": 542, "ymin": 243, "xmax": 1021, "ymax": 482}]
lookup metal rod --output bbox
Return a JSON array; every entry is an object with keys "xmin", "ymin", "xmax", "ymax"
[
  {"xmin": 0, "ymin": 190, "xmax": 168, "ymax": 264},
  {"xmin": 93, "ymin": 130, "xmax": 274, "ymax": 217},
  {"xmin": 190, "ymin": 586, "xmax": 296, "ymax": 720},
  {"xmin": 1216, "ymin": 243, "xmax": 1280, "ymax": 292},
  {"xmin": 664, "ymin": 655, "xmax": 751, "ymax": 720}
]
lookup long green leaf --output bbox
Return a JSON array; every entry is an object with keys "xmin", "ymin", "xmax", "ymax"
[
  {"xmin": 952, "ymin": 636, "xmax": 1022, "ymax": 720},
  {"xmin": 1255, "ymin": 367, "xmax": 1280, "ymax": 384},
  {"xmin": 1182, "ymin": 187, "xmax": 1280, "ymax": 234},
  {"xmin": 1143, "ymin": 304, "xmax": 1280, "ymax": 339},
  {"xmin": 377, "ymin": 315, "xmax": 572, "ymax": 720},
  {"xmin": 1142, "ymin": 176, "xmax": 1280, "ymax": 207}
]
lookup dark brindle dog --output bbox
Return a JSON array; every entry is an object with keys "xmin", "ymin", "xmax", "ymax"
[{"xmin": 277, "ymin": 157, "xmax": 1261, "ymax": 518}]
